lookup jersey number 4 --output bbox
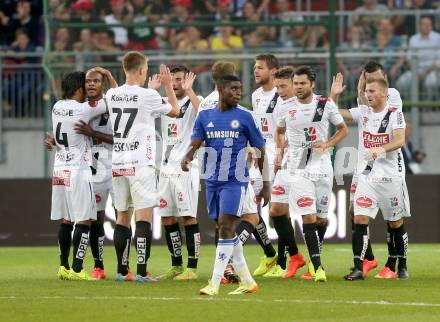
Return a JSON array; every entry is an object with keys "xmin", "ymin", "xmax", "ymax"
[
  {"xmin": 55, "ymin": 122, "xmax": 69, "ymax": 147},
  {"xmin": 112, "ymin": 108, "xmax": 138, "ymax": 138}
]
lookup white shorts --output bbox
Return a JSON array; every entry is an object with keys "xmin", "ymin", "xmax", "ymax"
[
  {"xmin": 242, "ymin": 181, "xmax": 258, "ymax": 214},
  {"xmin": 349, "ymin": 174, "xmax": 359, "ymax": 203},
  {"xmin": 51, "ymin": 168, "xmax": 97, "ymax": 222},
  {"xmin": 271, "ymin": 169, "xmax": 290, "ymax": 204},
  {"xmin": 288, "ymin": 174, "xmax": 333, "ymax": 218},
  {"xmin": 93, "ymin": 176, "xmax": 113, "ymax": 212},
  {"xmin": 157, "ymin": 167, "xmax": 199, "ymax": 218},
  {"xmin": 112, "ymin": 166, "xmax": 158, "ymax": 211},
  {"xmin": 353, "ymin": 174, "xmax": 411, "ymax": 221}
]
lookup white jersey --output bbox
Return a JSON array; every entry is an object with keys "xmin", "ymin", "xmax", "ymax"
[
  {"xmin": 276, "ymin": 94, "xmax": 344, "ymax": 177},
  {"xmin": 89, "ymin": 108, "xmax": 113, "ymax": 180},
  {"xmin": 160, "ymin": 95, "xmax": 203, "ymax": 172},
  {"xmin": 350, "ymin": 104, "xmax": 406, "ymax": 179},
  {"xmin": 199, "ymin": 90, "xmax": 218, "ymax": 111},
  {"xmin": 106, "ymin": 84, "xmax": 172, "ymax": 170},
  {"xmin": 251, "ymin": 86, "xmax": 283, "ymax": 169},
  {"xmin": 52, "ymin": 99, "xmax": 107, "ymax": 170}
]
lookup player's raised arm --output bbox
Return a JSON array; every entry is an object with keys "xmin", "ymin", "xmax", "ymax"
[
  {"xmin": 160, "ymin": 64, "xmax": 180, "ymax": 117},
  {"xmin": 330, "ymin": 72, "xmax": 346, "ymax": 103},
  {"xmin": 74, "ymin": 120, "xmax": 113, "ymax": 144},
  {"xmin": 181, "ymin": 72, "xmax": 201, "ymax": 112},
  {"xmin": 45, "ymin": 132, "xmax": 55, "ymax": 151},
  {"xmin": 357, "ymin": 70, "xmax": 368, "ymax": 106}
]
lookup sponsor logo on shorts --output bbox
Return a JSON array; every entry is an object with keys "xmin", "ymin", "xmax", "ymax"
[
  {"xmin": 297, "ymin": 196, "xmax": 314, "ymax": 208},
  {"xmin": 178, "ymin": 192, "xmax": 184, "ymax": 202},
  {"xmin": 271, "ymin": 185, "xmax": 285, "ymax": 195},
  {"xmin": 218, "ymin": 252, "xmax": 227, "ymax": 261},
  {"xmin": 52, "ymin": 170, "xmax": 71, "ymax": 186},
  {"xmin": 112, "ymin": 167, "xmax": 135, "ymax": 177},
  {"xmin": 95, "ymin": 194, "xmax": 102, "ymax": 203},
  {"xmin": 320, "ymin": 195, "xmax": 329, "ymax": 206},
  {"xmin": 363, "ymin": 131, "xmax": 390, "ymax": 148},
  {"xmin": 390, "ymin": 196, "xmax": 399, "ymax": 208},
  {"xmin": 160, "ymin": 197, "xmax": 168, "ymax": 208},
  {"xmin": 356, "ymin": 196, "xmax": 373, "ymax": 208}
]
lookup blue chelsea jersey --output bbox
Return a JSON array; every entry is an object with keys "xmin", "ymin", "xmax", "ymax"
[{"xmin": 192, "ymin": 105, "xmax": 265, "ymax": 188}]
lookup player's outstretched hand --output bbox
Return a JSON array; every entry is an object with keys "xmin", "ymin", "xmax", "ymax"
[
  {"xmin": 181, "ymin": 158, "xmax": 190, "ymax": 172},
  {"xmin": 331, "ymin": 73, "xmax": 346, "ymax": 98},
  {"xmin": 260, "ymin": 182, "xmax": 271, "ymax": 207},
  {"xmin": 148, "ymin": 74, "xmax": 161, "ymax": 90},
  {"xmin": 160, "ymin": 64, "xmax": 172, "ymax": 87},
  {"xmin": 357, "ymin": 70, "xmax": 366, "ymax": 94},
  {"xmin": 74, "ymin": 120, "xmax": 94, "ymax": 137},
  {"xmin": 182, "ymin": 72, "xmax": 197, "ymax": 93},
  {"xmin": 45, "ymin": 132, "xmax": 55, "ymax": 151}
]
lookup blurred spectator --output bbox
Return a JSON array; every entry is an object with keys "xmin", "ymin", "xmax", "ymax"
[
  {"xmin": 236, "ymin": 1, "xmax": 260, "ymax": 39},
  {"xmin": 303, "ymin": 26, "xmax": 328, "ymax": 50},
  {"xmin": 211, "ymin": 25, "xmax": 244, "ymax": 50},
  {"xmin": 126, "ymin": 0, "xmax": 159, "ymax": 50},
  {"xmin": 245, "ymin": 26, "xmax": 277, "ymax": 48},
  {"xmin": 48, "ymin": 0, "xmax": 70, "ymax": 22},
  {"xmin": 94, "ymin": 30, "xmax": 122, "ymax": 63},
  {"xmin": 396, "ymin": 0, "xmax": 436, "ymax": 36},
  {"xmin": 284, "ymin": 24, "xmax": 307, "ymax": 49},
  {"xmin": 70, "ymin": 0, "xmax": 97, "ymax": 23},
  {"xmin": 176, "ymin": 26, "xmax": 209, "ymax": 52},
  {"xmin": 54, "ymin": 27, "xmax": 72, "ymax": 51},
  {"xmin": 215, "ymin": 0, "xmax": 233, "ymax": 22},
  {"xmin": 271, "ymin": 0, "xmax": 304, "ymax": 47},
  {"xmin": 73, "ymin": 28, "xmax": 98, "ymax": 66},
  {"xmin": 396, "ymin": 16, "xmax": 440, "ymax": 99},
  {"xmin": 352, "ymin": 0, "xmax": 389, "ymax": 40},
  {"xmin": 0, "ymin": 0, "xmax": 41, "ymax": 47},
  {"xmin": 104, "ymin": 0, "xmax": 134, "ymax": 47},
  {"xmin": 169, "ymin": 0, "xmax": 194, "ymax": 49}
]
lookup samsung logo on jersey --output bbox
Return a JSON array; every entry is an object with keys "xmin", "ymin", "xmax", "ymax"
[
  {"xmin": 53, "ymin": 108, "xmax": 73, "ymax": 116},
  {"xmin": 206, "ymin": 131, "xmax": 239, "ymax": 139},
  {"xmin": 111, "ymin": 94, "xmax": 138, "ymax": 102}
]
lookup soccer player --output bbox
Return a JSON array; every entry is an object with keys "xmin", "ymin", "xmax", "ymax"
[
  {"xmin": 331, "ymin": 61, "xmax": 404, "ymax": 278},
  {"xmin": 275, "ymin": 66, "xmax": 348, "ymax": 282},
  {"xmin": 261, "ymin": 66, "xmax": 307, "ymax": 278},
  {"xmin": 200, "ymin": 60, "xmax": 273, "ymax": 283},
  {"xmin": 50, "ymin": 71, "xmax": 109, "ymax": 280},
  {"xmin": 249, "ymin": 54, "xmax": 282, "ymax": 277},
  {"xmin": 106, "ymin": 51, "xmax": 180, "ymax": 282},
  {"xmin": 182, "ymin": 75, "xmax": 269, "ymax": 295},
  {"xmin": 47, "ymin": 68, "xmax": 118, "ymax": 280},
  {"xmin": 152, "ymin": 65, "xmax": 203, "ymax": 281},
  {"xmin": 342, "ymin": 78, "xmax": 410, "ymax": 281}
]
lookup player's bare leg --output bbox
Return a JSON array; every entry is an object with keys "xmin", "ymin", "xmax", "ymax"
[
  {"xmin": 174, "ymin": 216, "xmax": 200, "ymax": 280},
  {"xmin": 301, "ymin": 214, "xmax": 326, "ymax": 282},
  {"xmin": 269, "ymin": 202, "xmax": 304, "ymax": 278},
  {"xmin": 133, "ymin": 207, "xmax": 157, "ymax": 282},
  {"xmin": 57, "ymin": 219, "xmax": 74, "ymax": 280},
  {"xmin": 90, "ymin": 211, "xmax": 106, "ymax": 279},
  {"xmin": 114, "ymin": 208, "xmax": 135, "ymax": 281}
]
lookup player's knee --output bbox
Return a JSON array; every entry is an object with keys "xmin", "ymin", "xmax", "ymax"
[
  {"xmin": 354, "ymin": 215, "xmax": 369, "ymax": 225},
  {"xmin": 162, "ymin": 216, "xmax": 177, "ymax": 226},
  {"xmin": 302, "ymin": 214, "xmax": 316, "ymax": 224},
  {"xmin": 316, "ymin": 217, "xmax": 327, "ymax": 227},
  {"xmin": 182, "ymin": 216, "xmax": 197, "ymax": 226},
  {"xmin": 241, "ymin": 213, "xmax": 258, "ymax": 227},
  {"xmin": 61, "ymin": 219, "xmax": 74, "ymax": 225},
  {"xmin": 116, "ymin": 211, "xmax": 131, "ymax": 227},
  {"xmin": 388, "ymin": 218, "xmax": 403, "ymax": 229},
  {"xmin": 270, "ymin": 203, "xmax": 288, "ymax": 217}
]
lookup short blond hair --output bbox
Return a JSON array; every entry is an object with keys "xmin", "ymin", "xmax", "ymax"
[
  {"xmin": 366, "ymin": 77, "xmax": 388, "ymax": 89},
  {"xmin": 123, "ymin": 51, "xmax": 148, "ymax": 73}
]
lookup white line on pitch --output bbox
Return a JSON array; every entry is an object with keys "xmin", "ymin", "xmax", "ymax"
[{"xmin": 1, "ymin": 296, "xmax": 440, "ymax": 308}]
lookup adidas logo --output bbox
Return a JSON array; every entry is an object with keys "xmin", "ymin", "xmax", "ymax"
[{"xmin": 207, "ymin": 121, "xmax": 214, "ymax": 128}]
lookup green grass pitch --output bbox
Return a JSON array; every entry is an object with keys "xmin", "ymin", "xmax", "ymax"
[{"xmin": 1, "ymin": 244, "xmax": 439, "ymax": 322}]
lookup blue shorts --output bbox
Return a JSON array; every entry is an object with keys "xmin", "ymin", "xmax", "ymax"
[{"xmin": 206, "ymin": 184, "xmax": 247, "ymax": 221}]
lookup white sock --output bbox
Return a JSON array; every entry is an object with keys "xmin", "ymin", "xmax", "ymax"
[
  {"xmin": 211, "ymin": 237, "xmax": 235, "ymax": 288},
  {"xmin": 231, "ymin": 238, "xmax": 254, "ymax": 285}
]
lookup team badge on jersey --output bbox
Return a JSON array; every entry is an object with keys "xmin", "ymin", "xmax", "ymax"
[
  {"xmin": 261, "ymin": 117, "xmax": 269, "ymax": 133},
  {"xmin": 303, "ymin": 127, "xmax": 317, "ymax": 144},
  {"xmin": 230, "ymin": 120, "xmax": 240, "ymax": 129},
  {"xmin": 168, "ymin": 123, "xmax": 178, "ymax": 138}
]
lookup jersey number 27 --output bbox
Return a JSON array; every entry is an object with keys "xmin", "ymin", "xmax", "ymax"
[{"xmin": 112, "ymin": 108, "xmax": 138, "ymax": 138}]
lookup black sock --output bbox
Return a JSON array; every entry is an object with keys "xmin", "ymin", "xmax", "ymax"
[
  {"xmin": 303, "ymin": 223, "xmax": 321, "ymax": 271},
  {"xmin": 90, "ymin": 221, "xmax": 105, "ymax": 269},
  {"xmin": 214, "ymin": 227, "xmax": 219, "ymax": 247},
  {"xmin": 272, "ymin": 215, "xmax": 298, "ymax": 257},
  {"xmin": 385, "ymin": 224, "xmax": 397, "ymax": 271},
  {"xmin": 185, "ymin": 224, "xmax": 200, "ymax": 269},
  {"xmin": 316, "ymin": 223, "xmax": 327, "ymax": 253},
  {"xmin": 135, "ymin": 221, "xmax": 152, "ymax": 276},
  {"xmin": 392, "ymin": 224, "xmax": 408, "ymax": 270},
  {"xmin": 164, "ymin": 223, "xmax": 183, "ymax": 267},
  {"xmin": 277, "ymin": 239, "xmax": 288, "ymax": 269},
  {"xmin": 253, "ymin": 215, "xmax": 276, "ymax": 257},
  {"xmin": 236, "ymin": 220, "xmax": 254, "ymax": 245},
  {"xmin": 114, "ymin": 224, "xmax": 131, "ymax": 275},
  {"xmin": 72, "ymin": 224, "xmax": 90, "ymax": 273},
  {"xmin": 353, "ymin": 224, "xmax": 369, "ymax": 271},
  {"xmin": 58, "ymin": 223, "xmax": 73, "ymax": 269},
  {"xmin": 351, "ymin": 217, "xmax": 355, "ymax": 254},
  {"xmin": 364, "ymin": 226, "xmax": 375, "ymax": 261}
]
